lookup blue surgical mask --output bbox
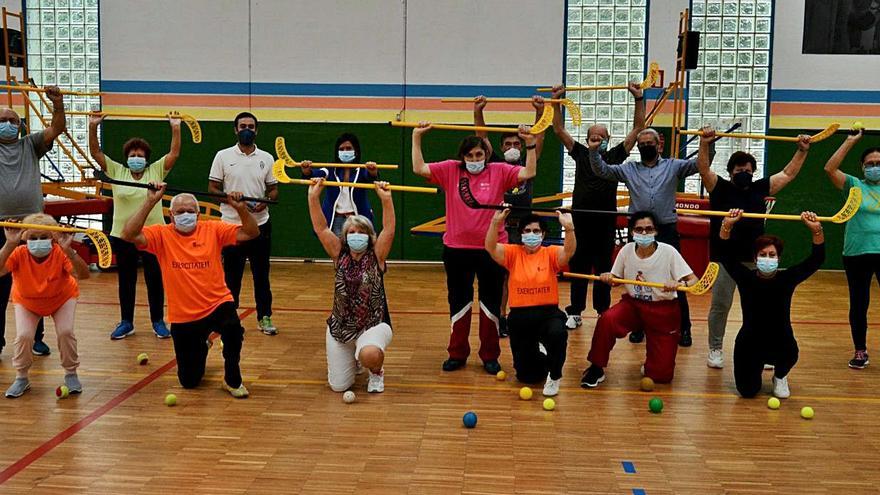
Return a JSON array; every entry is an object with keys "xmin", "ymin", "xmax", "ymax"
[
  {"xmin": 599, "ymin": 139, "xmax": 609, "ymax": 153},
  {"xmin": 756, "ymin": 257, "xmax": 778, "ymax": 275},
  {"xmin": 865, "ymin": 166, "xmax": 880, "ymax": 183},
  {"xmin": 347, "ymin": 232, "xmax": 369, "ymax": 252},
  {"xmin": 237, "ymin": 128, "xmax": 256, "ymax": 146},
  {"xmin": 173, "ymin": 212, "xmax": 198, "ymax": 233},
  {"xmin": 27, "ymin": 239, "xmax": 52, "ymax": 258},
  {"xmin": 338, "ymin": 150, "xmax": 356, "ymax": 163},
  {"xmin": 465, "ymin": 160, "xmax": 485, "ymax": 174},
  {"xmin": 0, "ymin": 121, "xmax": 19, "ymax": 140},
  {"xmin": 127, "ymin": 156, "xmax": 147, "ymax": 173},
  {"xmin": 521, "ymin": 232, "xmax": 543, "ymax": 248},
  {"xmin": 633, "ymin": 233, "xmax": 655, "ymax": 247}
]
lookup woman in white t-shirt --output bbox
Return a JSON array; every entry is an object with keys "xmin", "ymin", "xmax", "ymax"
[{"xmin": 580, "ymin": 211, "xmax": 698, "ymax": 388}]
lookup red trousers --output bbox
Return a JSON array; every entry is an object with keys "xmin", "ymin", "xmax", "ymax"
[{"xmin": 587, "ymin": 294, "xmax": 681, "ymax": 383}]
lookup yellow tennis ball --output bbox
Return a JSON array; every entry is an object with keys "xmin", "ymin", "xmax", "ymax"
[
  {"xmin": 495, "ymin": 371, "xmax": 507, "ymax": 381},
  {"xmin": 853, "ymin": 121, "xmax": 865, "ymax": 131},
  {"xmin": 137, "ymin": 352, "xmax": 149, "ymax": 365},
  {"xmin": 767, "ymin": 397, "xmax": 780, "ymax": 410},
  {"xmin": 164, "ymin": 393, "xmax": 177, "ymax": 407},
  {"xmin": 640, "ymin": 377, "xmax": 655, "ymax": 392},
  {"xmin": 800, "ymin": 406, "xmax": 814, "ymax": 419},
  {"xmin": 542, "ymin": 398, "xmax": 556, "ymax": 411},
  {"xmin": 519, "ymin": 387, "xmax": 533, "ymax": 400},
  {"xmin": 55, "ymin": 385, "xmax": 69, "ymax": 399}
]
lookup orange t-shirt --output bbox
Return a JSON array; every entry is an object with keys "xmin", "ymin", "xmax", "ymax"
[
  {"xmin": 503, "ymin": 244, "xmax": 564, "ymax": 308},
  {"xmin": 6, "ymin": 244, "xmax": 79, "ymax": 316},
  {"xmin": 140, "ymin": 222, "xmax": 240, "ymax": 323}
]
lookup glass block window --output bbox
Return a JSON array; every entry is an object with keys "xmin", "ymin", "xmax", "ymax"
[
  {"xmin": 25, "ymin": 0, "xmax": 100, "ymax": 183},
  {"xmin": 685, "ymin": 0, "xmax": 773, "ymax": 193},
  {"xmin": 563, "ymin": 0, "xmax": 647, "ymax": 199}
]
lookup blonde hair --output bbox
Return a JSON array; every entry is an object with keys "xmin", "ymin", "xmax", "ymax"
[
  {"xmin": 20, "ymin": 213, "xmax": 58, "ymax": 240},
  {"xmin": 341, "ymin": 215, "xmax": 377, "ymax": 247}
]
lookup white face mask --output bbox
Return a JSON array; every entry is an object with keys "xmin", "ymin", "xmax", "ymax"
[
  {"xmin": 503, "ymin": 148, "xmax": 521, "ymax": 163},
  {"xmin": 465, "ymin": 160, "xmax": 485, "ymax": 174},
  {"xmin": 173, "ymin": 212, "xmax": 198, "ymax": 233}
]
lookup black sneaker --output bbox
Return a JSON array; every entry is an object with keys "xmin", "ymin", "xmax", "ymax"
[
  {"xmin": 629, "ymin": 330, "xmax": 645, "ymax": 344},
  {"xmin": 32, "ymin": 340, "xmax": 51, "ymax": 356},
  {"xmin": 679, "ymin": 327, "xmax": 692, "ymax": 347},
  {"xmin": 580, "ymin": 365, "xmax": 606, "ymax": 388},
  {"xmin": 483, "ymin": 360, "xmax": 502, "ymax": 375},
  {"xmin": 499, "ymin": 316, "xmax": 509, "ymax": 338},
  {"xmin": 442, "ymin": 358, "xmax": 466, "ymax": 372},
  {"xmin": 849, "ymin": 350, "xmax": 870, "ymax": 369}
]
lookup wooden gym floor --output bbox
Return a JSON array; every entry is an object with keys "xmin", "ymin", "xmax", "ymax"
[{"xmin": 0, "ymin": 262, "xmax": 878, "ymax": 494}]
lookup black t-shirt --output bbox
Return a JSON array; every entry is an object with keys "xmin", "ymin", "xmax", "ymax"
[
  {"xmin": 709, "ymin": 176, "xmax": 771, "ymax": 261},
  {"xmin": 570, "ymin": 141, "xmax": 628, "ymax": 210},
  {"xmin": 491, "ymin": 151, "xmax": 533, "ymax": 224}
]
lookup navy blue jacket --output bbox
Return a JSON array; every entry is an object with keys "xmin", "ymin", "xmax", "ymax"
[{"xmin": 303, "ymin": 166, "xmax": 378, "ymax": 226}]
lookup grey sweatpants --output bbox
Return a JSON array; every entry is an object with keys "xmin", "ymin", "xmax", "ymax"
[{"xmin": 707, "ymin": 263, "xmax": 736, "ymax": 350}]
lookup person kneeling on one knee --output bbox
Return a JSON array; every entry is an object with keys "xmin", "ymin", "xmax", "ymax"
[
  {"xmin": 485, "ymin": 209, "xmax": 575, "ymax": 397},
  {"xmin": 720, "ymin": 209, "xmax": 824, "ymax": 399},
  {"xmin": 580, "ymin": 211, "xmax": 698, "ymax": 388},
  {"xmin": 122, "ymin": 182, "xmax": 259, "ymax": 399},
  {"xmin": 308, "ymin": 178, "xmax": 395, "ymax": 394}
]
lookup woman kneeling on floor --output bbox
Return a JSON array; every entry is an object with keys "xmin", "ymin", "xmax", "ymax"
[
  {"xmin": 720, "ymin": 209, "xmax": 824, "ymax": 399},
  {"xmin": 581, "ymin": 211, "xmax": 698, "ymax": 388},
  {"xmin": 485, "ymin": 209, "xmax": 575, "ymax": 397},
  {"xmin": 308, "ymin": 178, "xmax": 394, "ymax": 394}
]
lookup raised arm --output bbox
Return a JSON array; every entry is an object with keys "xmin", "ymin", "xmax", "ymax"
[
  {"xmin": 718, "ymin": 209, "xmax": 754, "ymax": 284},
  {"xmin": 557, "ymin": 211, "xmax": 576, "ymax": 266},
  {"xmin": 87, "ymin": 114, "xmax": 107, "ymax": 170},
  {"xmin": 411, "ymin": 122, "xmax": 433, "ymax": 179},
  {"xmin": 697, "ymin": 125, "xmax": 719, "ymax": 191},
  {"xmin": 164, "ymin": 116, "xmax": 182, "ymax": 171},
  {"xmin": 549, "ymin": 86, "xmax": 575, "ymax": 152},
  {"xmin": 589, "ymin": 146, "xmax": 627, "ymax": 182},
  {"xmin": 784, "ymin": 211, "xmax": 825, "ymax": 285},
  {"xmin": 0, "ymin": 227, "xmax": 21, "ymax": 278},
  {"xmin": 518, "ymin": 125, "xmax": 538, "ymax": 181},
  {"xmin": 531, "ymin": 96, "xmax": 546, "ymax": 159},
  {"xmin": 43, "ymin": 86, "xmax": 67, "ymax": 147},
  {"xmin": 57, "ymin": 232, "xmax": 90, "ymax": 280},
  {"xmin": 623, "ymin": 82, "xmax": 646, "ymax": 152},
  {"xmin": 485, "ymin": 209, "xmax": 509, "ymax": 266},
  {"xmin": 824, "ymin": 130, "xmax": 862, "ymax": 190},
  {"xmin": 229, "ymin": 192, "xmax": 260, "ymax": 242},
  {"xmin": 307, "ymin": 178, "xmax": 342, "ymax": 260},
  {"xmin": 769, "ymin": 135, "xmax": 810, "ymax": 195},
  {"xmin": 122, "ymin": 182, "xmax": 167, "ymax": 247},
  {"xmin": 473, "ymin": 96, "xmax": 489, "ymax": 139},
  {"xmin": 373, "ymin": 182, "xmax": 396, "ymax": 264}
]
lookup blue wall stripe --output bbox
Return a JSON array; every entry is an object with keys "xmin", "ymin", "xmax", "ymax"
[
  {"xmin": 771, "ymin": 89, "xmax": 880, "ymax": 104},
  {"xmin": 100, "ymin": 80, "xmax": 546, "ymax": 98}
]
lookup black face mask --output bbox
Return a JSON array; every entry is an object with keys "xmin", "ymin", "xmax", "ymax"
[
  {"xmin": 238, "ymin": 129, "xmax": 256, "ymax": 146},
  {"xmin": 638, "ymin": 144, "xmax": 658, "ymax": 163},
  {"xmin": 732, "ymin": 171, "xmax": 753, "ymax": 188}
]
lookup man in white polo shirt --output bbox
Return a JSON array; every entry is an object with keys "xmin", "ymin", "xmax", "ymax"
[{"xmin": 208, "ymin": 112, "xmax": 279, "ymax": 335}]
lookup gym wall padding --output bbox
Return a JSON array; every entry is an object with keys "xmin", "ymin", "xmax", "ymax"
[{"xmin": 101, "ymin": 120, "xmax": 562, "ymax": 261}]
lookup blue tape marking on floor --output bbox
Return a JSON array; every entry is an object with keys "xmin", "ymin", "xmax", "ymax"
[
  {"xmin": 632, "ymin": 489, "xmax": 646, "ymax": 495},
  {"xmin": 622, "ymin": 461, "xmax": 636, "ymax": 474}
]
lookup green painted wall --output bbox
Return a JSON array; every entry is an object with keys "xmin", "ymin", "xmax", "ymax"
[{"xmin": 101, "ymin": 121, "xmax": 563, "ymax": 261}]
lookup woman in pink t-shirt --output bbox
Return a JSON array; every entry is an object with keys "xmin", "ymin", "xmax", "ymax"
[{"xmin": 411, "ymin": 122, "xmax": 539, "ymax": 374}]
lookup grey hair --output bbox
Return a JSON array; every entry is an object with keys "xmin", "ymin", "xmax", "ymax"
[
  {"xmin": 637, "ymin": 128, "xmax": 661, "ymax": 144},
  {"xmin": 170, "ymin": 193, "xmax": 198, "ymax": 210},
  {"xmin": 341, "ymin": 215, "xmax": 377, "ymax": 247},
  {"xmin": 587, "ymin": 124, "xmax": 609, "ymax": 137}
]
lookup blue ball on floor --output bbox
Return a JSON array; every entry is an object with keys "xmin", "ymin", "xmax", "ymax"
[{"xmin": 462, "ymin": 411, "xmax": 478, "ymax": 428}]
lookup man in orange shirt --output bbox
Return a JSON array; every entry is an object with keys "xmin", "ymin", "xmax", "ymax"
[
  {"xmin": 485, "ymin": 210, "xmax": 575, "ymax": 397},
  {"xmin": 122, "ymin": 183, "xmax": 259, "ymax": 398}
]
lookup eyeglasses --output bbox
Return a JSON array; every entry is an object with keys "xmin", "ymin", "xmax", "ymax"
[
  {"xmin": 631, "ymin": 227, "xmax": 656, "ymax": 234},
  {"xmin": 864, "ymin": 162, "xmax": 880, "ymax": 169}
]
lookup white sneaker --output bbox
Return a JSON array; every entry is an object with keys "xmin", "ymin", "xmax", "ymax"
[
  {"xmin": 538, "ymin": 343, "xmax": 547, "ymax": 356},
  {"xmin": 542, "ymin": 375, "xmax": 561, "ymax": 397},
  {"xmin": 565, "ymin": 315, "xmax": 582, "ymax": 330},
  {"xmin": 367, "ymin": 369, "xmax": 385, "ymax": 393},
  {"xmin": 772, "ymin": 375, "xmax": 790, "ymax": 398},
  {"xmin": 707, "ymin": 349, "xmax": 724, "ymax": 369}
]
